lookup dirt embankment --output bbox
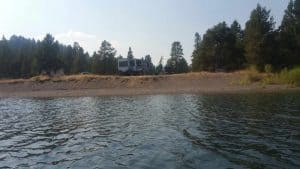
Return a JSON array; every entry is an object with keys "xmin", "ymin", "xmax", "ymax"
[{"xmin": 0, "ymin": 72, "xmax": 298, "ymax": 98}]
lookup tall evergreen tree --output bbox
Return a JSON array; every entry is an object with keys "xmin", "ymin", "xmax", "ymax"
[
  {"xmin": 60, "ymin": 45, "xmax": 73, "ymax": 74},
  {"xmin": 155, "ymin": 56, "xmax": 164, "ymax": 75},
  {"xmin": 170, "ymin": 41, "xmax": 183, "ymax": 59},
  {"xmin": 143, "ymin": 55, "xmax": 155, "ymax": 74},
  {"xmin": 279, "ymin": 0, "xmax": 300, "ymax": 68},
  {"xmin": 192, "ymin": 21, "xmax": 245, "ymax": 72},
  {"xmin": 0, "ymin": 37, "xmax": 11, "ymax": 77},
  {"xmin": 165, "ymin": 41, "xmax": 188, "ymax": 73},
  {"xmin": 99, "ymin": 40, "xmax": 117, "ymax": 74},
  {"xmin": 127, "ymin": 47, "xmax": 134, "ymax": 59},
  {"xmin": 71, "ymin": 42, "xmax": 88, "ymax": 74},
  {"xmin": 91, "ymin": 52, "xmax": 101, "ymax": 74},
  {"xmin": 244, "ymin": 4, "xmax": 275, "ymax": 71},
  {"xmin": 191, "ymin": 32, "xmax": 202, "ymax": 71},
  {"xmin": 194, "ymin": 32, "xmax": 201, "ymax": 49},
  {"xmin": 91, "ymin": 40, "xmax": 117, "ymax": 74},
  {"xmin": 230, "ymin": 20, "xmax": 245, "ymax": 70},
  {"xmin": 35, "ymin": 34, "xmax": 62, "ymax": 74}
]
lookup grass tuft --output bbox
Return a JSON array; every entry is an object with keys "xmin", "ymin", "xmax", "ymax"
[
  {"xmin": 30, "ymin": 75, "xmax": 51, "ymax": 83},
  {"xmin": 275, "ymin": 67, "xmax": 300, "ymax": 86},
  {"xmin": 239, "ymin": 66, "xmax": 263, "ymax": 85}
]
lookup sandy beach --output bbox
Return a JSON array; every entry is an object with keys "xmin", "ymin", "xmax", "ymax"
[{"xmin": 0, "ymin": 72, "xmax": 298, "ymax": 98}]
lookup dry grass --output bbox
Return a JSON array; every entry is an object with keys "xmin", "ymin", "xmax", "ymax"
[
  {"xmin": 264, "ymin": 67, "xmax": 300, "ymax": 86},
  {"xmin": 0, "ymin": 78, "xmax": 27, "ymax": 84},
  {"xmin": 238, "ymin": 68, "xmax": 265, "ymax": 85},
  {"xmin": 30, "ymin": 75, "xmax": 51, "ymax": 82},
  {"xmin": 0, "ymin": 72, "xmax": 242, "ymax": 85},
  {"xmin": 1, "ymin": 70, "xmax": 298, "ymax": 88},
  {"xmin": 52, "ymin": 74, "xmax": 99, "ymax": 82},
  {"xmin": 236, "ymin": 67, "xmax": 300, "ymax": 87}
]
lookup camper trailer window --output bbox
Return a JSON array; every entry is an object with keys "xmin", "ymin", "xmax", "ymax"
[
  {"xmin": 119, "ymin": 61, "xmax": 128, "ymax": 67},
  {"xmin": 130, "ymin": 60, "xmax": 135, "ymax": 67},
  {"xmin": 136, "ymin": 60, "xmax": 142, "ymax": 66}
]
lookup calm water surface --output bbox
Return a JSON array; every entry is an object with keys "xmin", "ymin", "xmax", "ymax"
[{"xmin": 0, "ymin": 93, "xmax": 299, "ymax": 169}]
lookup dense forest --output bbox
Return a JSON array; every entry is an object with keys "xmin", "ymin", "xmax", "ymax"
[
  {"xmin": 0, "ymin": 34, "xmax": 159, "ymax": 78},
  {"xmin": 0, "ymin": 1, "xmax": 299, "ymax": 78},
  {"xmin": 0, "ymin": 32, "xmax": 187, "ymax": 78},
  {"xmin": 192, "ymin": 0, "xmax": 300, "ymax": 72}
]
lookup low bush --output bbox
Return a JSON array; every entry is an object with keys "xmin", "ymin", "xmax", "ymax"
[
  {"xmin": 284, "ymin": 67, "xmax": 300, "ymax": 86},
  {"xmin": 264, "ymin": 64, "xmax": 273, "ymax": 73},
  {"xmin": 239, "ymin": 66, "xmax": 263, "ymax": 85},
  {"xmin": 262, "ymin": 67, "xmax": 300, "ymax": 86}
]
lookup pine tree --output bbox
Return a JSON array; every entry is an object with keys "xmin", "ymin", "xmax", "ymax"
[
  {"xmin": 191, "ymin": 20, "xmax": 246, "ymax": 72},
  {"xmin": 91, "ymin": 52, "xmax": 101, "ymax": 74},
  {"xmin": 91, "ymin": 40, "xmax": 117, "ymax": 74},
  {"xmin": 244, "ymin": 4, "xmax": 275, "ymax": 71},
  {"xmin": 127, "ymin": 47, "xmax": 134, "ymax": 59},
  {"xmin": 36, "ymin": 34, "xmax": 62, "ymax": 74},
  {"xmin": 155, "ymin": 56, "xmax": 164, "ymax": 75},
  {"xmin": 194, "ymin": 32, "xmax": 201, "ymax": 49},
  {"xmin": 72, "ymin": 42, "xmax": 88, "ymax": 74},
  {"xmin": 279, "ymin": 0, "xmax": 300, "ymax": 68},
  {"xmin": 144, "ymin": 55, "xmax": 155, "ymax": 74},
  {"xmin": 165, "ymin": 41, "xmax": 188, "ymax": 73},
  {"xmin": 170, "ymin": 41, "xmax": 183, "ymax": 59},
  {"xmin": 230, "ymin": 20, "xmax": 245, "ymax": 70},
  {"xmin": 191, "ymin": 32, "xmax": 202, "ymax": 71},
  {"xmin": 0, "ymin": 37, "xmax": 11, "ymax": 77}
]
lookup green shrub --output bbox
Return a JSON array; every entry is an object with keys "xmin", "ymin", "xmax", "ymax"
[
  {"xmin": 239, "ymin": 66, "xmax": 300, "ymax": 86},
  {"xmin": 239, "ymin": 66, "xmax": 262, "ymax": 85},
  {"xmin": 286, "ymin": 67, "xmax": 300, "ymax": 86},
  {"xmin": 270, "ymin": 67, "xmax": 300, "ymax": 86},
  {"xmin": 264, "ymin": 64, "xmax": 273, "ymax": 73}
]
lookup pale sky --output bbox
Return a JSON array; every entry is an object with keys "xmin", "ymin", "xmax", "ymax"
[{"xmin": 0, "ymin": 0, "xmax": 289, "ymax": 65}]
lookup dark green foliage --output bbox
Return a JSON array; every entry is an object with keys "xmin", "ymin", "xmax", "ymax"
[
  {"xmin": 0, "ymin": 34, "xmax": 91, "ymax": 78},
  {"xmin": 155, "ymin": 56, "xmax": 164, "ymax": 75},
  {"xmin": 165, "ymin": 42, "xmax": 188, "ymax": 74},
  {"xmin": 192, "ymin": 21, "xmax": 245, "ymax": 72},
  {"xmin": 0, "ymin": 35, "xmax": 122, "ymax": 78},
  {"xmin": 127, "ymin": 47, "xmax": 134, "ymax": 59},
  {"xmin": 71, "ymin": 42, "xmax": 89, "ymax": 74},
  {"xmin": 143, "ymin": 55, "xmax": 155, "ymax": 75},
  {"xmin": 91, "ymin": 40, "xmax": 117, "ymax": 74},
  {"xmin": 230, "ymin": 21, "xmax": 246, "ymax": 69},
  {"xmin": 278, "ymin": 0, "xmax": 300, "ymax": 68},
  {"xmin": 36, "ymin": 34, "xmax": 61, "ymax": 74},
  {"xmin": 59, "ymin": 45, "xmax": 74, "ymax": 74},
  {"xmin": 192, "ymin": 2, "xmax": 300, "ymax": 73},
  {"xmin": 191, "ymin": 32, "xmax": 202, "ymax": 71},
  {"xmin": 244, "ymin": 4, "xmax": 275, "ymax": 71}
]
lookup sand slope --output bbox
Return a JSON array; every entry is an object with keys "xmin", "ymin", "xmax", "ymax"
[{"xmin": 0, "ymin": 73, "xmax": 297, "ymax": 98}]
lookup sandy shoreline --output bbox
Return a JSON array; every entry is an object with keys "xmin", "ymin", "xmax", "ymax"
[{"xmin": 0, "ymin": 73, "xmax": 299, "ymax": 98}]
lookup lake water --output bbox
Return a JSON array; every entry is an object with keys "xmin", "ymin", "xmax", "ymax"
[{"xmin": 0, "ymin": 93, "xmax": 299, "ymax": 169}]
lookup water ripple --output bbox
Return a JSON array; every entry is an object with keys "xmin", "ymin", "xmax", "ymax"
[{"xmin": 0, "ymin": 93, "xmax": 299, "ymax": 168}]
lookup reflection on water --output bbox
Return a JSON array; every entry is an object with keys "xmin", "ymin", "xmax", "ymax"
[{"xmin": 0, "ymin": 93, "xmax": 299, "ymax": 168}]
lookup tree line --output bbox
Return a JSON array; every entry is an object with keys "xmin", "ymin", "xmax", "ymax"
[
  {"xmin": 0, "ymin": 34, "xmax": 90, "ymax": 78},
  {"xmin": 0, "ymin": 35, "xmax": 155, "ymax": 78},
  {"xmin": 192, "ymin": 1, "xmax": 300, "ymax": 72},
  {"xmin": 0, "ymin": 33, "xmax": 189, "ymax": 78}
]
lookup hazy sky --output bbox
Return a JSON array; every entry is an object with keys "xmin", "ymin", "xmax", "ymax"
[{"xmin": 0, "ymin": 0, "xmax": 289, "ymax": 64}]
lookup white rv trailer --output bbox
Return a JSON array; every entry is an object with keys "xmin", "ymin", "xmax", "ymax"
[{"xmin": 117, "ymin": 58, "xmax": 143, "ymax": 75}]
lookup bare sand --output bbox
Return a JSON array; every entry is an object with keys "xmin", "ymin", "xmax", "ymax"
[{"xmin": 0, "ymin": 72, "xmax": 298, "ymax": 98}]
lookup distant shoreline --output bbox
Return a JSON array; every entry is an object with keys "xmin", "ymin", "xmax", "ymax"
[{"xmin": 0, "ymin": 73, "xmax": 299, "ymax": 98}]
